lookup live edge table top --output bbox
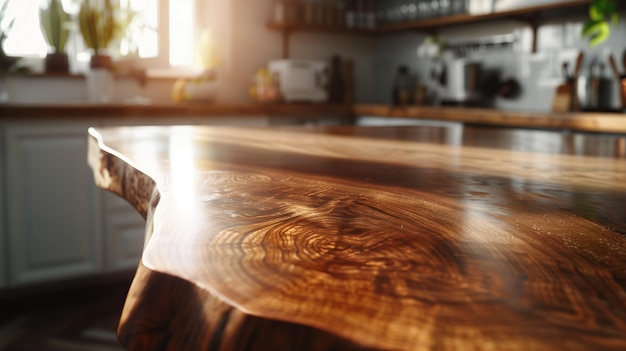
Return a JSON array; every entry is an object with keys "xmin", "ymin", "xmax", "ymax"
[{"xmin": 88, "ymin": 124, "xmax": 626, "ymax": 351}]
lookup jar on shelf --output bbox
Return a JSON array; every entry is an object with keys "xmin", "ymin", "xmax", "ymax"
[
  {"xmin": 324, "ymin": 0, "xmax": 336, "ymax": 27},
  {"xmin": 334, "ymin": 0, "xmax": 346, "ymax": 27},
  {"xmin": 345, "ymin": 0, "xmax": 356, "ymax": 28},
  {"xmin": 301, "ymin": 0, "xmax": 315, "ymax": 25},
  {"xmin": 450, "ymin": 0, "xmax": 468, "ymax": 14},
  {"xmin": 314, "ymin": 0, "xmax": 326, "ymax": 25},
  {"xmin": 272, "ymin": 0, "xmax": 286, "ymax": 23}
]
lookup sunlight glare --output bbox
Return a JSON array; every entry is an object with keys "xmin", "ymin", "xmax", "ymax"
[
  {"xmin": 169, "ymin": 126, "xmax": 198, "ymax": 212},
  {"xmin": 169, "ymin": 0, "xmax": 194, "ymax": 66}
]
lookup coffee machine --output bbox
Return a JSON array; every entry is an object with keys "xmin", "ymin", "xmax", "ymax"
[
  {"xmin": 429, "ymin": 34, "xmax": 517, "ymax": 107},
  {"xmin": 443, "ymin": 58, "xmax": 483, "ymax": 104}
]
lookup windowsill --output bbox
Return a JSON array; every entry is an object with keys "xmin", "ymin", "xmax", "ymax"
[
  {"xmin": 8, "ymin": 72, "xmax": 86, "ymax": 79},
  {"xmin": 146, "ymin": 67, "xmax": 206, "ymax": 79},
  {"xmin": 4, "ymin": 69, "xmax": 198, "ymax": 81}
]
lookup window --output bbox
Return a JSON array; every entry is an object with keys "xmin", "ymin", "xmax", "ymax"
[
  {"xmin": 2, "ymin": 0, "xmax": 47, "ymax": 57},
  {"xmin": 1, "ymin": 0, "xmax": 200, "ymax": 71},
  {"xmin": 168, "ymin": 0, "xmax": 194, "ymax": 67}
]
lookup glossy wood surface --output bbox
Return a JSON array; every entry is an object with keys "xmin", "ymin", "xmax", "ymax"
[
  {"xmin": 3, "ymin": 102, "xmax": 626, "ymax": 133},
  {"xmin": 355, "ymin": 104, "xmax": 626, "ymax": 133},
  {"xmin": 0, "ymin": 102, "xmax": 351, "ymax": 119},
  {"xmin": 88, "ymin": 124, "xmax": 626, "ymax": 350}
]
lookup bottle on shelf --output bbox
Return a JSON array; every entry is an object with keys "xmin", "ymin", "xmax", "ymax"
[
  {"xmin": 272, "ymin": 0, "xmax": 286, "ymax": 23},
  {"xmin": 343, "ymin": 59, "xmax": 355, "ymax": 105},
  {"xmin": 334, "ymin": 0, "xmax": 346, "ymax": 27},
  {"xmin": 328, "ymin": 55, "xmax": 345, "ymax": 103},
  {"xmin": 364, "ymin": 0, "xmax": 376, "ymax": 28},
  {"xmin": 345, "ymin": 0, "xmax": 356, "ymax": 28},
  {"xmin": 302, "ymin": 0, "xmax": 315, "ymax": 25},
  {"xmin": 314, "ymin": 0, "xmax": 326, "ymax": 25},
  {"xmin": 392, "ymin": 65, "xmax": 413, "ymax": 105},
  {"xmin": 355, "ymin": 0, "xmax": 365, "ymax": 28},
  {"xmin": 450, "ymin": 0, "xmax": 468, "ymax": 15},
  {"xmin": 324, "ymin": 0, "xmax": 336, "ymax": 27},
  {"xmin": 285, "ymin": 0, "xmax": 299, "ymax": 23}
]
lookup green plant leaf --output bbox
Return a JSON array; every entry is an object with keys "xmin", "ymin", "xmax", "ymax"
[
  {"xmin": 589, "ymin": 4, "xmax": 604, "ymax": 21},
  {"xmin": 583, "ymin": 0, "xmax": 617, "ymax": 47},
  {"xmin": 40, "ymin": 0, "xmax": 70, "ymax": 53},
  {"xmin": 584, "ymin": 21, "xmax": 610, "ymax": 47},
  {"xmin": 599, "ymin": 0, "xmax": 617, "ymax": 14},
  {"xmin": 582, "ymin": 20, "xmax": 600, "ymax": 37}
]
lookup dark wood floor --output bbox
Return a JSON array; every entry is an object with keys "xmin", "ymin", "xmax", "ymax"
[{"xmin": 0, "ymin": 274, "xmax": 133, "ymax": 351}]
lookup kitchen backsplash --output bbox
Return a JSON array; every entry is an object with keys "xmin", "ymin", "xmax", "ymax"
[{"xmin": 373, "ymin": 14, "xmax": 626, "ymax": 112}]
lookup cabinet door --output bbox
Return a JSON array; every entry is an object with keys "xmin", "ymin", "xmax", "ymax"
[
  {"xmin": 5, "ymin": 124, "xmax": 102, "ymax": 286},
  {"xmin": 103, "ymin": 192, "xmax": 145, "ymax": 272},
  {"xmin": 0, "ymin": 126, "xmax": 5, "ymax": 288}
]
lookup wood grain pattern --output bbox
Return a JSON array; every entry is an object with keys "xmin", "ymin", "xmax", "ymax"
[
  {"xmin": 88, "ymin": 125, "xmax": 626, "ymax": 350},
  {"xmin": 354, "ymin": 104, "xmax": 626, "ymax": 133},
  {"xmin": 3, "ymin": 102, "xmax": 626, "ymax": 134}
]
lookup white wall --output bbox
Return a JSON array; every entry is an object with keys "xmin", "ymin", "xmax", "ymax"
[{"xmin": 215, "ymin": 0, "xmax": 376, "ymax": 103}]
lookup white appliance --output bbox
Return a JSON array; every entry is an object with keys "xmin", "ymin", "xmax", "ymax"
[
  {"xmin": 444, "ymin": 58, "xmax": 482, "ymax": 103},
  {"xmin": 268, "ymin": 59, "xmax": 328, "ymax": 102}
]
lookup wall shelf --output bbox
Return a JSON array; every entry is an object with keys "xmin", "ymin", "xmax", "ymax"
[{"xmin": 268, "ymin": 0, "xmax": 594, "ymax": 56}]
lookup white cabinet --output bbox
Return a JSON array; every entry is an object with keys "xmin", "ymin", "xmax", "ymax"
[
  {"xmin": 0, "ymin": 126, "xmax": 6, "ymax": 288},
  {"xmin": 5, "ymin": 124, "xmax": 103, "ymax": 286},
  {"xmin": 0, "ymin": 114, "xmax": 287, "ymax": 289},
  {"xmin": 102, "ymin": 192, "xmax": 145, "ymax": 272}
]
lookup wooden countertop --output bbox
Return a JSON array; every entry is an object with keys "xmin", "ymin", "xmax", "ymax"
[
  {"xmin": 0, "ymin": 102, "xmax": 351, "ymax": 118},
  {"xmin": 88, "ymin": 124, "xmax": 626, "ymax": 350},
  {"xmin": 354, "ymin": 104, "xmax": 626, "ymax": 133},
  {"xmin": 2, "ymin": 102, "xmax": 626, "ymax": 134}
]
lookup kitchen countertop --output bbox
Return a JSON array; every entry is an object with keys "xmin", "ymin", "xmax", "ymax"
[
  {"xmin": 354, "ymin": 105, "xmax": 626, "ymax": 133},
  {"xmin": 0, "ymin": 102, "xmax": 352, "ymax": 119},
  {"xmin": 89, "ymin": 124, "xmax": 626, "ymax": 350},
  {"xmin": 2, "ymin": 102, "xmax": 626, "ymax": 133}
]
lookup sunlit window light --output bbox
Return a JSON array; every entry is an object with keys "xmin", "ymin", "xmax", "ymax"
[
  {"xmin": 169, "ymin": 0, "xmax": 194, "ymax": 67},
  {"xmin": 118, "ymin": 0, "xmax": 158, "ymax": 58},
  {"xmin": 3, "ymin": 0, "xmax": 46, "ymax": 57},
  {"xmin": 1, "ymin": 0, "xmax": 195, "ymax": 69}
]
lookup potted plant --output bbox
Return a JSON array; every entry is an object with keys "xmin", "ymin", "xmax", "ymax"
[
  {"xmin": 0, "ymin": 1, "xmax": 21, "ymax": 102},
  {"xmin": 40, "ymin": 0, "xmax": 70, "ymax": 73},
  {"xmin": 582, "ymin": 0, "xmax": 619, "ymax": 47},
  {"xmin": 78, "ymin": 0, "xmax": 116, "ymax": 69},
  {"xmin": 0, "ymin": 0, "xmax": 20, "ymax": 74}
]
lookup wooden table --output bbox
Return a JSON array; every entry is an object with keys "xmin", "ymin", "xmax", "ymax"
[{"xmin": 88, "ymin": 124, "xmax": 626, "ymax": 351}]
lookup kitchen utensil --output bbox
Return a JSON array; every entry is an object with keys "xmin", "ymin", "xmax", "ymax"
[
  {"xmin": 570, "ymin": 52, "xmax": 584, "ymax": 111},
  {"xmin": 619, "ymin": 75, "xmax": 626, "ymax": 112},
  {"xmin": 498, "ymin": 77, "xmax": 521, "ymax": 99},
  {"xmin": 584, "ymin": 60, "xmax": 612, "ymax": 111},
  {"xmin": 442, "ymin": 58, "xmax": 482, "ymax": 103},
  {"xmin": 620, "ymin": 49, "xmax": 626, "ymax": 111},
  {"xmin": 552, "ymin": 61, "xmax": 572, "ymax": 112},
  {"xmin": 608, "ymin": 53, "xmax": 621, "ymax": 79},
  {"xmin": 573, "ymin": 52, "xmax": 584, "ymax": 77}
]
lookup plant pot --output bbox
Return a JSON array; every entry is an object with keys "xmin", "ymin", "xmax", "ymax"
[
  {"xmin": 44, "ymin": 53, "xmax": 69, "ymax": 73},
  {"xmin": 90, "ymin": 54, "xmax": 112, "ymax": 70},
  {"xmin": 86, "ymin": 69, "xmax": 114, "ymax": 103},
  {"xmin": 87, "ymin": 54, "xmax": 114, "ymax": 103}
]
